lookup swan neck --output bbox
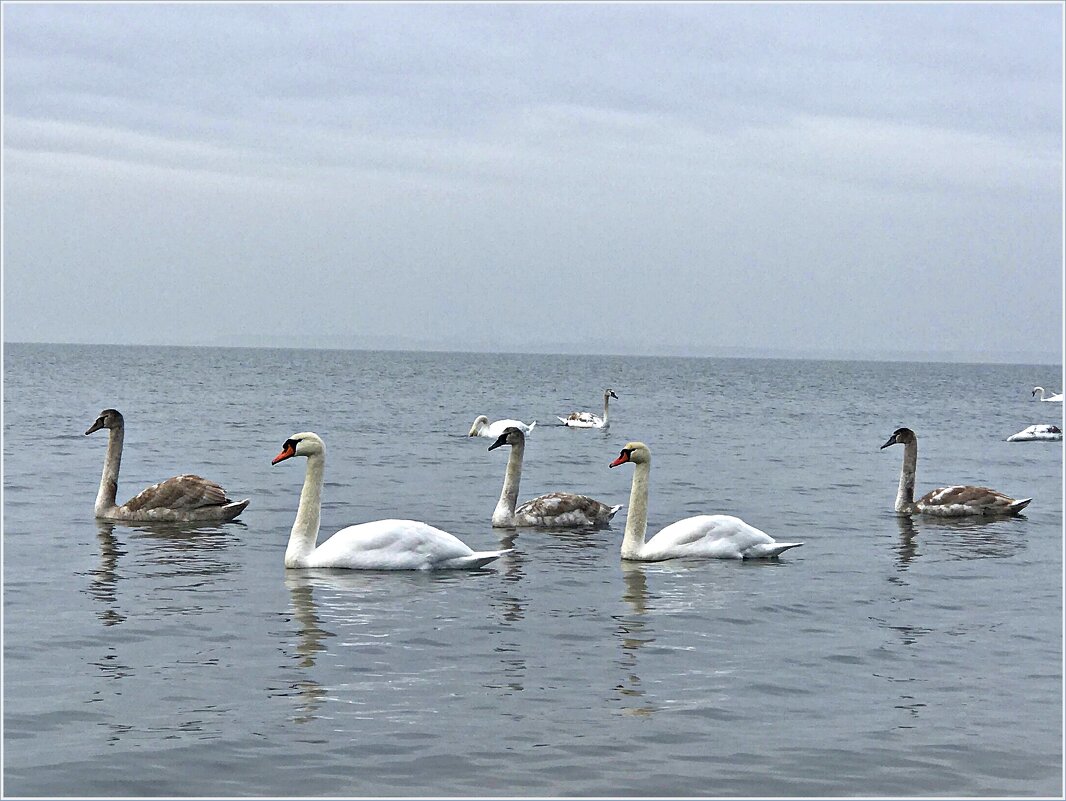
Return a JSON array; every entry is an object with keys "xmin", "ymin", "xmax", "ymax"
[
  {"xmin": 287, "ymin": 453, "xmax": 324, "ymax": 566},
  {"xmin": 95, "ymin": 425, "xmax": 123, "ymax": 516},
  {"xmin": 493, "ymin": 440, "xmax": 524, "ymax": 526},
  {"xmin": 895, "ymin": 440, "xmax": 918, "ymax": 513},
  {"xmin": 603, "ymin": 394, "xmax": 610, "ymax": 424},
  {"xmin": 622, "ymin": 460, "xmax": 651, "ymax": 559}
]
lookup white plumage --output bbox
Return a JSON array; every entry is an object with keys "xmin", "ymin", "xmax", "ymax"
[
  {"xmin": 468, "ymin": 415, "xmax": 536, "ymax": 438},
  {"xmin": 273, "ymin": 432, "xmax": 508, "ymax": 570},
  {"xmin": 608, "ymin": 441, "xmax": 801, "ymax": 561}
]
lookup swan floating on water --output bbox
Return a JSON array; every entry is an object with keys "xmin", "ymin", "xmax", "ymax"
[
  {"xmin": 608, "ymin": 441, "xmax": 802, "ymax": 560},
  {"xmin": 558, "ymin": 388, "xmax": 617, "ymax": 428},
  {"xmin": 880, "ymin": 427, "xmax": 1031, "ymax": 516},
  {"xmin": 1006, "ymin": 424, "xmax": 1062, "ymax": 442},
  {"xmin": 1032, "ymin": 387, "xmax": 1063, "ymax": 402},
  {"xmin": 468, "ymin": 415, "xmax": 536, "ymax": 438},
  {"xmin": 488, "ymin": 427, "xmax": 621, "ymax": 527},
  {"xmin": 84, "ymin": 408, "xmax": 249, "ymax": 523},
  {"xmin": 273, "ymin": 432, "xmax": 508, "ymax": 569}
]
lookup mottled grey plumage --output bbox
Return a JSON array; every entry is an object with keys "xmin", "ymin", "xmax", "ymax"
[
  {"xmin": 85, "ymin": 408, "xmax": 249, "ymax": 523},
  {"xmin": 881, "ymin": 427, "xmax": 1031, "ymax": 517},
  {"xmin": 488, "ymin": 427, "xmax": 621, "ymax": 528}
]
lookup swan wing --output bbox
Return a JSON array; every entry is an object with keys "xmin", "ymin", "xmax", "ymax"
[
  {"xmin": 917, "ymin": 485, "xmax": 1031, "ymax": 516},
  {"xmin": 645, "ymin": 515, "xmax": 800, "ymax": 560},
  {"xmin": 122, "ymin": 474, "xmax": 235, "ymax": 513},
  {"xmin": 514, "ymin": 492, "xmax": 618, "ymax": 527},
  {"xmin": 308, "ymin": 519, "xmax": 505, "ymax": 569}
]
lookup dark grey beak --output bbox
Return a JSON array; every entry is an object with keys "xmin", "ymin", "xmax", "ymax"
[
  {"xmin": 879, "ymin": 436, "xmax": 895, "ymax": 450},
  {"xmin": 488, "ymin": 433, "xmax": 508, "ymax": 451},
  {"xmin": 85, "ymin": 420, "xmax": 103, "ymax": 435}
]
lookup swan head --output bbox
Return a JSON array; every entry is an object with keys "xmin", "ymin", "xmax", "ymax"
[
  {"xmin": 468, "ymin": 415, "xmax": 490, "ymax": 437},
  {"xmin": 604, "ymin": 389, "xmax": 619, "ymax": 400},
  {"xmin": 1032, "ymin": 387, "xmax": 1044, "ymax": 397},
  {"xmin": 488, "ymin": 426, "xmax": 525, "ymax": 451},
  {"xmin": 85, "ymin": 408, "xmax": 124, "ymax": 435},
  {"xmin": 610, "ymin": 441, "xmax": 649, "ymax": 467},
  {"xmin": 272, "ymin": 432, "xmax": 324, "ymax": 465},
  {"xmin": 880, "ymin": 427, "xmax": 916, "ymax": 450}
]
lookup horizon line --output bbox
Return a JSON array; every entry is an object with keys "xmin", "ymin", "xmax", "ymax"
[{"xmin": 4, "ymin": 338, "xmax": 1063, "ymax": 369}]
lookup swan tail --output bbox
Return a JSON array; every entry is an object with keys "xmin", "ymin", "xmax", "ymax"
[
  {"xmin": 556, "ymin": 417, "xmax": 570, "ymax": 425},
  {"xmin": 747, "ymin": 541, "xmax": 803, "ymax": 559},
  {"xmin": 527, "ymin": 421, "xmax": 537, "ymax": 432},
  {"xmin": 1008, "ymin": 498, "xmax": 1032, "ymax": 515},
  {"xmin": 446, "ymin": 549, "xmax": 512, "ymax": 569},
  {"xmin": 221, "ymin": 499, "xmax": 250, "ymax": 521}
]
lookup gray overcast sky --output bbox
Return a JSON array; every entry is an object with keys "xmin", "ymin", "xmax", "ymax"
[{"xmin": 3, "ymin": 3, "xmax": 1063, "ymax": 362}]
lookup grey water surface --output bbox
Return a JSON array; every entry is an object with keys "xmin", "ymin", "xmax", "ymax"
[{"xmin": 3, "ymin": 343, "xmax": 1062, "ymax": 796}]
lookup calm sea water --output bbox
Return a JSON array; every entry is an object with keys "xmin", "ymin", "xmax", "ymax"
[{"xmin": 3, "ymin": 342, "xmax": 1063, "ymax": 797}]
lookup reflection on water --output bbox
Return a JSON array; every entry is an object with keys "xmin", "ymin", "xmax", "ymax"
[
  {"xmin": 87, "ymin": 521, "xmax": 127, "ymax": 626},
  {"xmin": 895, "ymin": 515, "xmax": 919, "ymax": 570},
  {"xmin": 612, "ymin": 563, "xmax": 657, "ymax": 717},
  {"xmin": 892, "ymin": 513, "xmax": 1028, "ymax": 564},
  {"xmin": 282, "ymin": 572, "xmax": 335, "ymax": 724}
]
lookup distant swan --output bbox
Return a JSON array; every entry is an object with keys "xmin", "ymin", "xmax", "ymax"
[
  {"xmin": 468, "ymin": 415, "xmax": 536, "ymax": 438},
  {"xmin": 85, "ymin": 408, "xmax": 249, "ymax": 522},
  {"xmin": 558, "ymin": 388, "xmax": 617, "ymax": 428},
  {"xmin": 1032, "ymin": 387, "xmax": 1064, "ymax": 402},
  {"xmin": 488, "ymin": 427, "xmax": 621, "ymax": 527},
  {"xmin": 881, "ymin": 427, "xmax": 1031, "ymax": 516},
  {"xmin": 608, "ymin": 441, "xmax": 802, "ymax": 560},
  {"xmin": 273, "ymin": 432, "xmax": 508, "ymax": 569},
  {"xmin": 1006, "ymin": 424, "xmax": 1062, "ymax": 442}
]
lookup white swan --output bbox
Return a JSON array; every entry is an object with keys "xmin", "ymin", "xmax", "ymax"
[
  {"xmin": 881, "ymin": 427, "xmax": 1031, "ymax": 516},
  {"xmin": 84, "ymin": 408, "xmax": 249, "ymax": 523},
  {"xmin": 1032, "ymin": 387, "xmax": 1064, "ymax": 402},
  {"xmin": 488, "ymin": 427, "xmax": 621, "ymax": 528},
  {"xmin": 608, "ymin": 441, "xmax": 802, "ymax": 560},
  {"xmin": 1006, "ymin": 424, "xmax": 1062, "ymax": 442},
  {"xmin": 468, "ymin": 415, "xmax": 537, "ymax": 438},
  {"xmin": 558, "ymin": 388, "xmax": 617, "ymax": 428},
  {"xmin": 272, "ymin": 432, "xmax": 508, "ymax": 569}
]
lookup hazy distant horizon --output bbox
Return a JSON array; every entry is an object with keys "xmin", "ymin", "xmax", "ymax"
[
  {"xmin": 3, "ymin": 5, "xmax": 1062, "ymax": 367},
  {"xmin": 5, "ymin": 336, "xmax": 1061, "ymax": 368}
]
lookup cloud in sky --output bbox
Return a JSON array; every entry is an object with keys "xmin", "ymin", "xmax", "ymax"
[{"xmin": 2, "ymin": 3, "xmax": 1062, "ymax": 362}]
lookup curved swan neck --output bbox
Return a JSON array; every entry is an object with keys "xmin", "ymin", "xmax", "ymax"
[
  {"xmin": 95, "ymin": 424, "xmax": 124, "ymax": 515},
  {"xmin": 895, "ymin": 440, "xmax": 918, "ymax": 514},
  {"xmin": 493, "ymin": 439, "xmax": 524, "ymax": 526},
  {"xmin": 622, "ymin": 460, "xmax": 651, "ymax": 559},
  {"xmin": 287, "ymin": 453, "xmax": 324, "ymax": 566}
]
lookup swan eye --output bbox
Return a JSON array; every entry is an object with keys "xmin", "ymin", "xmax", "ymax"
[{"xmin": 283, "ymin": 438, "xmax": 298, "ymax": 451}]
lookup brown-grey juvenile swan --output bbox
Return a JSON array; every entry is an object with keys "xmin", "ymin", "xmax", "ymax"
[
  {"xmin": 488, "ymin": 427, "xmax": 621, "ymax": 527},
  {"xmin": 468, "ymin": 415, "xmax": 537, "ymax": 438},
  {"xmin": 608, "ymin": 441, "xmax": 802, "ymax": 560},
  {"xmin": 85, "ymin": 408, "xmax": 249, "ymax": 523},
  {"xmin": 273, "ymin": 432, "xmax": 508, "ymax": 569},
  {"xmin": 880, "ymin": 427, "xmax": 1031, "ymax": 516},
  {"xmin": 558, "ymin": 388, "xmax": 617, "ymax": 428}
]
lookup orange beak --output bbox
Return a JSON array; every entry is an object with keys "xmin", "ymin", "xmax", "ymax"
[
  {"xmin": 609, "ymin": 452, "xmax": 629, "ymax": 468},
  {"xmin": 272, "ymin": 443, "xmax": 296, "ymax": 465}
]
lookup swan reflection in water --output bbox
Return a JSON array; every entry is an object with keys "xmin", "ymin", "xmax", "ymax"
[
  {"xmin": 612, "ymin": 563, "xmax": 658, "ymax": 717},
  {"xmin": 282, "ymin": 572, "xmax": 336, "ymax": 724},
  {"xmin": 85, "ymin": 520, "xmax": 242, "ymax": 625},
  {"xmin": 892, "ymin": 513, "xmax": 1028, "ymax": 567}
]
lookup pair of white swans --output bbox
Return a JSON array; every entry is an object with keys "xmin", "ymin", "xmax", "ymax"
[
  {"xmin": 1031, "ymin": 387, "xmax": 1063, "ymax": 402},
  {"xmin": 881, "ymin": 427, "xmax": 1031, "ymax": 516},
  {"xmin": 271, "ymin": 426, "xmax": 803, "ymax": 568}
]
